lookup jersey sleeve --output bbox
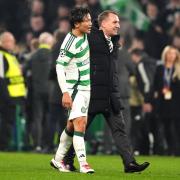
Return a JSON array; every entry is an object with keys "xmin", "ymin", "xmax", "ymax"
[
  {"xmin": 56, "ymin": 34, "xmax": 76, "ymax": 67},
  {"xmin": 56, "ymin": 34, "xmax": 76, "ymax": 93}
]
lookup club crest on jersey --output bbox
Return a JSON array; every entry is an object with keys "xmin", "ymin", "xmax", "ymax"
[
  {"xmin": 60, "ymin": 49, "xmax": 66, "ymax": 57},
  {"xmin": 81, "ymin": 107, "xmax": 87, "ymax": 113}
]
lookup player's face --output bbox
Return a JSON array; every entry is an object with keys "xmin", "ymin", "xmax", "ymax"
[
  {"xmin": 102, "ymin": 13, "xmax": 120, "ymax": 37},
  {"xmin": 78, "ymin": 13, "xmax": 92, "ymax": 34}
]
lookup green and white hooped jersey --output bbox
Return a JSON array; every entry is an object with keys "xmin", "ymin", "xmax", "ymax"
[{"xmin": 56, "ymin": 32, "xmax": 90, "ymax": 91}]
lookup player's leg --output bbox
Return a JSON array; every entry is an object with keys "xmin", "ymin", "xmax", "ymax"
[
  {"xmin": 69, "ymin": 90, "xmax": 94, "ymax": 173},
  {"xmin": 72, "ymin": 116, "xmax": 94, "ymax": 173},
  {"xmin": 50, "ymin": 121, "xmax": 74, "ymax": 172},
  {"xmin": 63, "ymin": 113, "xmax": 96, "ymax": 171}
]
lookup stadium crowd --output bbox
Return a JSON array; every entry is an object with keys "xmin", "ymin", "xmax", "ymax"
[{"xmin": 0, "ymin": 0, "xmax": 180, "ymax": 156}]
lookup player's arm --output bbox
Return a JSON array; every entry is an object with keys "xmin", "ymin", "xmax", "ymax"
[{"xmin": 56, "ymin": 49, "xmax": 74, "ymax": 109}]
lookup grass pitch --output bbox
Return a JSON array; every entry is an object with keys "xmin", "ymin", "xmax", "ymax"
[{"xmin": 0, "ymin": 152, "xmax": 180, "ymax": 180}]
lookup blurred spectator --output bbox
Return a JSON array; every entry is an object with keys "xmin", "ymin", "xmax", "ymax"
[
  {"xmin": 57, "ymin": 4, "xmax": 70, "ymax": 18},
  {"xmin": 119, "ymin": 18, "xmax": 136, "ymax": 50},
  {"xmin": 0, "ymin": 32, "xmax": 26, "ymax": 151},
  {"xmin": 153, "ymin": 46, "xmax": 180, "ymax": 156},
  {"xmin": 130, "ymin": 49, "xmax": 156, "ymax": 114},
  {"xmin": 118, "ymin": 48, "xmax": 136, "ymax": 135},
  {"xmin": 139, "ymin": 0, "xmax": 168, "ymax": 11},
  {"xmin": 57, "ymin": 18, "xmax": 71, "ymax": 33},
  {"xmin": 50, "ymin": 4, "xmax": 70, "ymax": 32},
  {"xmin": 20, "ymin": 38, "xmax": 39, "ymax": 150},
  {"xmin": 128, "ymin": 35, "xmax": 145, "ymax": 52},
  {"xmin": 29, "ymin": 15, "xmax": 46, "ymax": 38},
  {"xmin": 144, "ymin": 2, "xmax": 169, "ymax": 59},
  {"xmin": 160, "ymin": 0, "xmax": 180, "ymax": 31},
  {"xmin": 52, "ymin": 17, "xmax": 70, "ymax": 33},
  {"xmin": 31, "ymin": 0, "xmax": 44, "ymax": 16},
  {"xmin": 28, "ymin": 32, "xmax": 54, "ymax": 152},
  {"xmin": 45, "ymin": 0, "xmax": 73, "ymax": 27},
  {"xmin": 88, "ymin": 0, "xmax": 102, "ymax": 20},
  {"xmin": 130, "ymin": 49, "xmax": 157, "ymax": 155},
  {"xmin": 0, "ymin": 1, "xmax": 29, "ymax": 41},
  {"xmin": 169, "ymin": 12, "xmax": 180, "ymax": 36},
  {"xmin": 171, "ymin": 33, "xmax": 180, "ymax": 51},
  {"xmin": 129, "ymin": 74, "xmax": 144, "ymax": 155}
]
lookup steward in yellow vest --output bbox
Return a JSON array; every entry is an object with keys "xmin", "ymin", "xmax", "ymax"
[
  {"xmin": 0, "ymin": 49, "xmax": 26, "ymax": 98},
  {"xmin": 0, "ymin": 32, "xmax": 26, "ymax": 151}
]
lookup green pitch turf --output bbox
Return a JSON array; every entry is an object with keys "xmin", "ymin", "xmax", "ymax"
[{"xmin": 0, "ymin": 152, "xmax": 180, "ymax": 180}]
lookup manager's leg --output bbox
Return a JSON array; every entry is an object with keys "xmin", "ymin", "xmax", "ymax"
[{"xmin": 105, "ymin": 109, "xmax": 150, "ymax": 173}]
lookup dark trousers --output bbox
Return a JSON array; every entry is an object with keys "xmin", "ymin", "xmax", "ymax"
[
  {"xmin": 162, "ymin": 117, "xmax": 180, "ymax": 156},
  {"xmin": 32, "ymin": 92, "xmax": 49, "ymax": 148},
  {"xmin": 131, "ymin": 106, "xmax": 165, "ymax": 155},
  {"xmin": 0, "ymin": 104, "xmax": 16, "ymax": 150},
  {"xmin": 64, "ymin": 107, "xmax": 135, "ymax": 166},
  {"xmin": 103, "ymin": 98, "xmax": 132, "ymax": 154}
]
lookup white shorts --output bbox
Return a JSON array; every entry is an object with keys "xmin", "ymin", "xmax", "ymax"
[{"xmin": 68, "ymin": 90, "xmax": 90, "ymax": 121}]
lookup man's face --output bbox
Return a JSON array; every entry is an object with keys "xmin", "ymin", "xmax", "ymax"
[
  {"xmin": 2, "ymin": 33, "xmax": 16, "ymax": 51},
  {"xmin": 30, "ymin": 16, "xmax": 45, "ymax": 31},
  {"xmin": 101, "ymin": 13, "xmax": 120, "ymax": 37},
  {"xmin": 77, "ymin": 13, "xmax": 92, "ymax": 34}
]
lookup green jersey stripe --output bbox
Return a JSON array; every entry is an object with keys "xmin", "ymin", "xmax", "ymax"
[
  {"xmin": 75, "ymin": 39, "xmax": 84, "ymax": 49},
  {"xmin": 65, "ymin": 50, "xmax": 75, "ymax": 58},
  {"xmin": 75, "ymin": 45, "xmax": 89, "ymax": 58},
  {"xmin": 56, "ymin": 61, "xmax": 68, "ymax": 66},
  {"xmin": 66, "ymin": 80, "xmax": 78, "ymax": 84},
  {"xmin": 79, "ymin": 69, "xmax": 90, "ymax": 76},
  {"xmin": 76, "ymin": 60, "xmax": 89, "ymax": 67},
  {"xmin": 80, "ymin": 80, "xmax": 90, "ymax": 86},
  {"xmin": 75, "ymin": 34, "xmax": 86, "ymax": 49}
]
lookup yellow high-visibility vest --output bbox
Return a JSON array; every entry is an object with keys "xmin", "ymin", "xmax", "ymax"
[{"xmin": 0, "ymin": 50, "xmax": 26, "ymax": 97}]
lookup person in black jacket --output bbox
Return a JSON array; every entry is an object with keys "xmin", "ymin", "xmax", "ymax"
[
  {"xmin": 130, "ymin": 49, "xmax": 164, "ymax": 155},
  {"xmin": 154, "ymin": 45, "xmax": 180, "ymax": 156},
  {"xmin": 29, "ymin": 32, "xmax": 54, "ymax": 152},
  {"xmin": 63, "ymin": 10, "xmax": 149, "ymax": 173}
]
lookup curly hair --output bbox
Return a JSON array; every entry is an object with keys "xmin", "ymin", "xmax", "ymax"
[{"xmin": 70, "ymin": 7, "xmax": 90, "ymax": 29}]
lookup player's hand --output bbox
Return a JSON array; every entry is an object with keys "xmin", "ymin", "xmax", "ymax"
[{"xmin": 62, "ymin": 92, "xmax": 72, "ymax": 109}]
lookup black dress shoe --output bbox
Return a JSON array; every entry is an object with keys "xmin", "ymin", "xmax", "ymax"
[{"xmin": 124, "ymin": 161, "xmax": 150, "ymax": 173}]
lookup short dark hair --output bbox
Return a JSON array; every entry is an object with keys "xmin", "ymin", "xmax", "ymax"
[
  {"xmin": 98, "ymin": 10, "xmax": 119, "ymax": 26},
  {"xmin": 70, "ymin": 7, "xmax": 90, "ymax": 29}
]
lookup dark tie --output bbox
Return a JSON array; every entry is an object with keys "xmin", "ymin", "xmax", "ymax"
[{"xmin": 106, "ymin": 38, "xmax": 113, "ymax": 53}]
